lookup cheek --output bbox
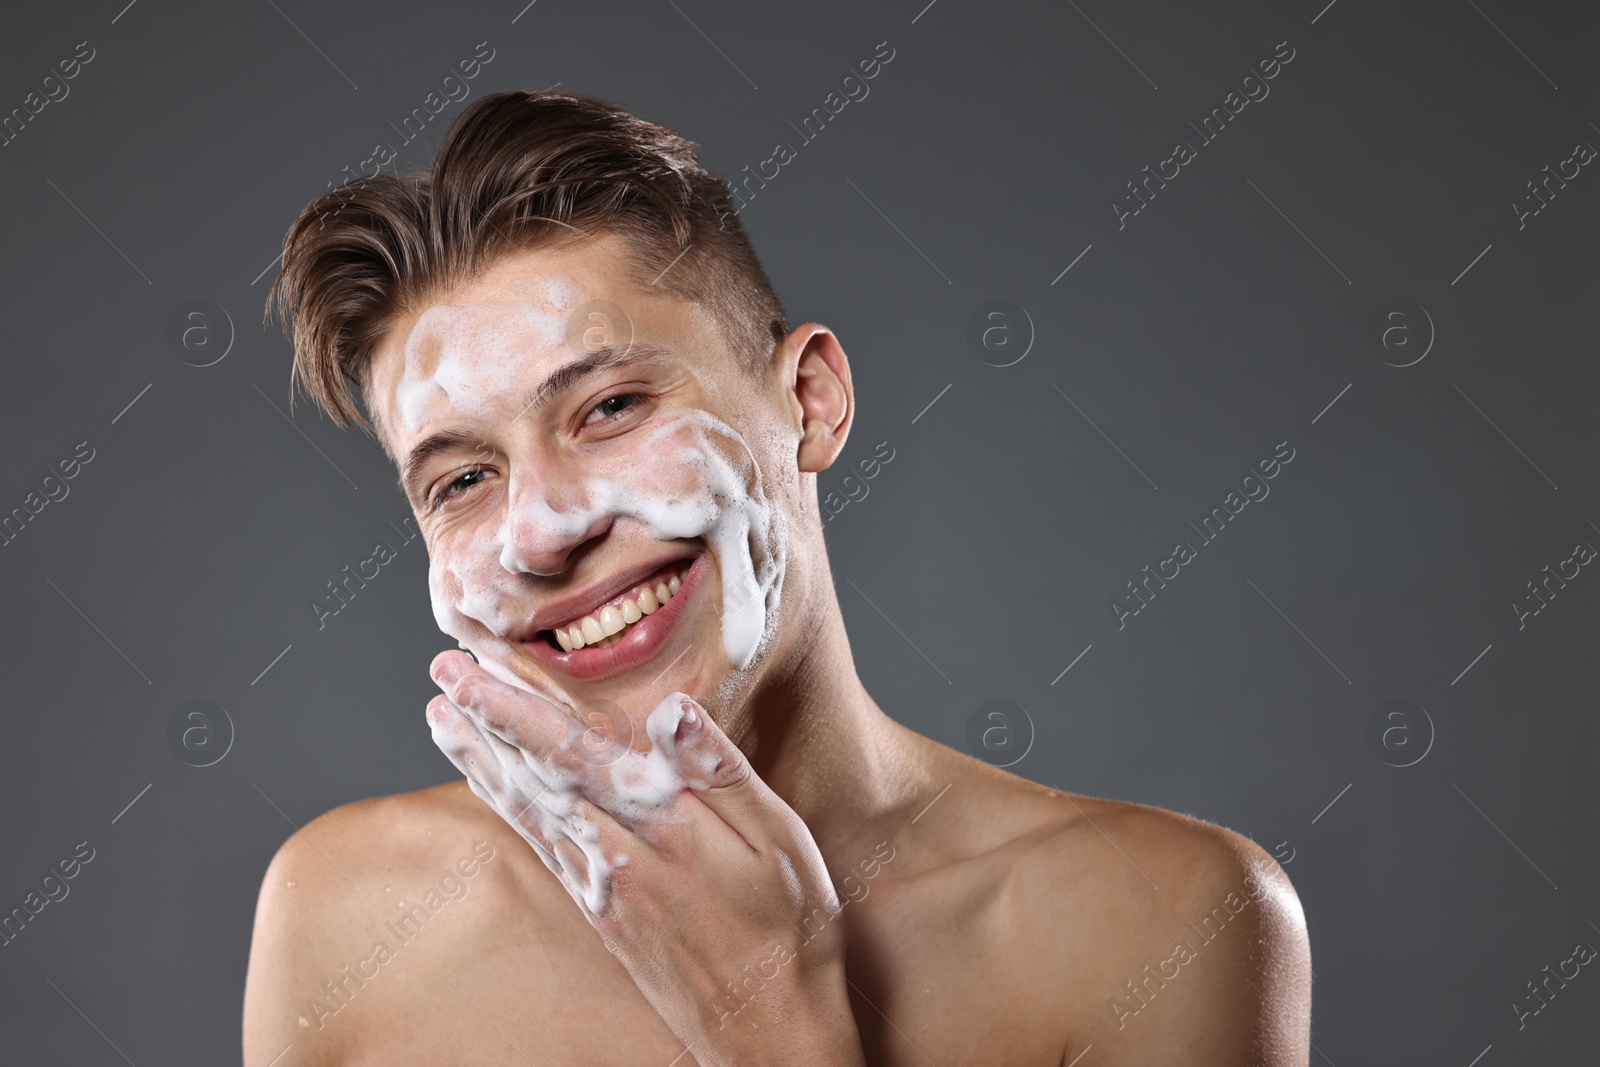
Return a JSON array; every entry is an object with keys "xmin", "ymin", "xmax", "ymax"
[
  {"xmin": 595, "ymin": 422, "xmax": 713, "ymax": 497},
  {"xmin": 624, "ymin": 410, "xmax": 790, "ymax": 669},
  {"xmin": 579, "ymin": 421, "xmax": 725, "ymax": 540},
  {"xmin": 429, "ymin": 523, "xmax": 521, "ymax": 638}
]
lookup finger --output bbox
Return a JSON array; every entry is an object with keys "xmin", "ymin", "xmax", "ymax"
[
  {"xmin": 431, "ymin": 696, "xmax": 576, "ymax": 857},
  {"xmin": 426, "ymin": 694, "xmax": 512, "ymax": 796},
  {"xmin": 430, "ymin": 696, "xmax": 550, "ymax": 828},
  {"xmin": 430, "ymin": 686, "xmax": 629, "ymax": 920},
  {"xmin": 480, "ymin": 781, "xmax": 565, "ymax": 880},
  {"xmin": 434, "ymin": 652, "xmax": 667, "ymax": 850},
  {"xmin": 464, "ymin": 707, "xmax": 638, "ymax": 871},
  {"xmin": 654, "ymin": 693, "xmax": 792, "ymax": 847},
  {"xmin": 441, "ymin": 624, "xmax": 564, "ymax": 705},
  {"xmin": 465, "ymin": 772, "xmax": 553, "ymax": 861},
  {"xmin": 465, "ymin": 776, "xmax": 493, "ymax": 808},
  {"xmin": 549, "ymin": 833, "xmax": 601, "ymax": 921},
  {"xmin": 432, "ymin": 651, "xmax": 631, "ymax": 780}
]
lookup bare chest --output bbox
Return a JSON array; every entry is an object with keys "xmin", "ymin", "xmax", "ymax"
[{"xmin": 329, "ymin": 882, "xmax": 1071, "ymax": 1066}]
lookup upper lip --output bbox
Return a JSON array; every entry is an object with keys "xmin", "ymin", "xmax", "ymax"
[{"xmin": 510, "ymin": 551, "xmax": 698, "ymax": 640}]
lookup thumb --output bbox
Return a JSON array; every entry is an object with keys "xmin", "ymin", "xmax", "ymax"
[{"xmin": 648, "ymin": 693, "xmax": 776, "ymax": 835}]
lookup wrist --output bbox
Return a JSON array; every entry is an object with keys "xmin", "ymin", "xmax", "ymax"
[{"xmin": 696, "ymin": 967, "xmax": 865, "ymax": 1067}]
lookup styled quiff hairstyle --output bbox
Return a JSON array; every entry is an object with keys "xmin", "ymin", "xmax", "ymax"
[{"xmin": 268, "ymin": 90, "xmax": 789, "ymax": 433}]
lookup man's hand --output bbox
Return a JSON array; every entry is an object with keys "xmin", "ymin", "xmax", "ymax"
[{"xmin": 426, "ymin": 650, "xmax": 867, "ymax": 1067}]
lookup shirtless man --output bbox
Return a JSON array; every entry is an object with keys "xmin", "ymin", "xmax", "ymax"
[{"xmin": 244, "ymin": 90, "xmax": 1312, "ymax": 1066}]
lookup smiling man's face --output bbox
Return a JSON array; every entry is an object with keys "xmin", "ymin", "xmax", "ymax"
[{"xmin": 366, "ymin": 233, "xmax": 811, "ymax": 734}]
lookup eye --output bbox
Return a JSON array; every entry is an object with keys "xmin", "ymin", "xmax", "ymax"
[
  {"xmin": 584, "ymin": 392, "xmax": 643, "ymax": 425},
  {"xmin": 429, "ymin": 467, "xmax": 492, "ymax": 511}
]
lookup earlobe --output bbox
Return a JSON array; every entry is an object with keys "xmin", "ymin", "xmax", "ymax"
[{"xmin": 788, "ymin": 325, "xmax": 854, "ymax": 474}]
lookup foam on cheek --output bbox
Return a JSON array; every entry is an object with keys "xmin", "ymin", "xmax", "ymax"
[
  {"xmin": 433, "ymin": 533, "xmax": 508, "ymax": 637},
  {"xmin": 567, "ymin": 410, "xmax": 788, "ymax": 671},
  {"xmin": 433, "ymin": 408, "xmax": 787, "ymax": 673}
]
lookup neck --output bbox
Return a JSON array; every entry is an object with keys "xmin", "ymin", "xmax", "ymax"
[{"xmin": 717, "ymin": 554, "xmax": 932, "ymax": 856}]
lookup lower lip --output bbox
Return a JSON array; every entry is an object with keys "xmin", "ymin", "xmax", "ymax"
[{"xmin": 521, "ymin": 553, "xmax": 707, "ymax": 682}]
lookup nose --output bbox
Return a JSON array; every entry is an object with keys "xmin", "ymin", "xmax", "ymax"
[{"xmin": 497, "ymin": 469, "xmax": 613, "ymax": 576}]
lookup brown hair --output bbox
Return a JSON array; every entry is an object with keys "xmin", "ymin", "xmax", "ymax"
[{"xmin": 267, "ymin": 90, "xmax": 789, "ymax": 433}]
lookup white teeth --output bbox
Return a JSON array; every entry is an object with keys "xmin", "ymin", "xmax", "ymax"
[{"xmin": 550, "ymin": 565, "xmax": 689, "ymax": 652}]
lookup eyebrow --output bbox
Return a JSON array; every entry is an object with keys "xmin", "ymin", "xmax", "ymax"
[
  {"xmin": 398, "ymin": 342, "xmax": 669, "ymax": 497},
  {"xmin": 400, "ymin": 426, "xmax": 487, "ymax": 497},
  {"xmin": 515, "ymin": 343, "xmax": 665, "ymax": 419}
]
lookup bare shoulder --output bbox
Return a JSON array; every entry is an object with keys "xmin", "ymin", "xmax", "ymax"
[
  {"xmin": 1035, "ymin": 789, "xmax": 1301, "ymax": 909},
  {"xmin": 868, "ymin": 739, "xmax": 1311, "ymax": 1063},
  {"xmin": 241, "ymin": 780, "xmax": 560, "ymax": 1065},
  {"xmin": 1015, "ymin": 785, "xmax": 1312, "ymax": 1065},
  {"xmin": 913, "ymin": 751, "xmax": 1303, "ymax": 929},
  {"xmin": 250, "ymin": 778, "xmax": 513, "ymax": 892}
]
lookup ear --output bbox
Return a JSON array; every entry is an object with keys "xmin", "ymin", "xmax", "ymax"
[{"xmin": 778, "ymin": 323, "xmax": 854, "ymax": 474}]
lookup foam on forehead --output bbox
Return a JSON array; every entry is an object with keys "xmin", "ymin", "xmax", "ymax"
[{"xmin": 396, "ymin": 274, "xmax": 581, "ymax": 435}]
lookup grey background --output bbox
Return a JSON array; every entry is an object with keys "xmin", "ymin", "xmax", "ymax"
[{"xmin": 0, "ymin": 0, "xmax": 1594, "ymax": 1062}]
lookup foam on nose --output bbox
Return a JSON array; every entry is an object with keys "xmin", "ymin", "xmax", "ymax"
[{"xmin": 431, "ymin": 407, "xmax": 788, "ymax": 674}]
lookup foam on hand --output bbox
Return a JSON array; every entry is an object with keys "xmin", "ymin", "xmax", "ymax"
[{"xmin": 444, "ymin": 684, "xmax": 716, "ymax": 917}]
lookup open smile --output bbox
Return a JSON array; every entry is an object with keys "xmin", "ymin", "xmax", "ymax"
[{"xmin": 521, "ymin": 553, "xmax": 707, "ymax": 682}]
